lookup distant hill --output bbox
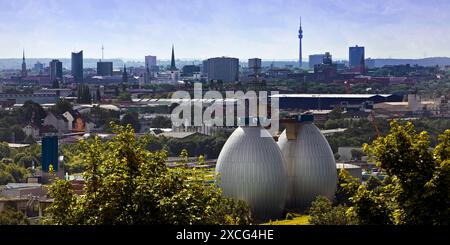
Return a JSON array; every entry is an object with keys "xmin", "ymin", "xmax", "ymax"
[{"xmin": 368, "ymin": 57, "xmax": 450, "ymax": 68}]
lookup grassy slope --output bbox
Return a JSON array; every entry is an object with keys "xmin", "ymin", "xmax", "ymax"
[{"xmin": 262, "ymin": 214, "xmax": 310, "ymax": 225}]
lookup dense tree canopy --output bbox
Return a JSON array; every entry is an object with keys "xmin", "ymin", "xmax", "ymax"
[
  {"xmin": 363, "ymin": 120, "xmax": 450, "ymax": 224},
  {"xmin": 0, "ymin": 208, "xmax": 29, "ymax": 225},
  {"xmin": 44, "ymin": 124, "xmax": 252, "ymax": 225},
  {"xmin": 313, "ymin": 121, "xmax": 450, "ymax": 225}
]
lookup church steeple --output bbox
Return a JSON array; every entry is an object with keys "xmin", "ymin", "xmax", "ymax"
[
  {"xmin": 170, "ymin": 44, "xmax": 177, "ymax": 71},
  {"xmin": 122, "ymin": 64, "xmax": 128, "ymax": 83},
  {"xmin": 21, "ymin": 49, "xmax": 27, "ymax": 78}
]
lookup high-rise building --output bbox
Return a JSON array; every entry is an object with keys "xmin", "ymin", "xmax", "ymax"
[
  {"xmin": 169, "ymin": 45, "xmax": 177, "ymax": 71},
  {"xmin": 309, "ymin": 54, "xmax": 325, "ymax": 69},
  {"xmin": 21, "ymin": 50, "xmax": 27, "ymax": 77},
  {"xmin": 71, "ymin": 50, "xmax": 83, "ymax": 82},
  {"xmin": 207, "ymin": 57, "xmax": 239, "ymax": 82},
  {"xmin": 49, "ymin": 59, "xmax": 63, "ymax": 82},
  {"xmin": 205, "ymin": 57, "xmax": 239, "ymax": 83},
  {"xmin": 145, "ymin": 55, "xmax": 157, "ymax": 71},
  {"xmin": 349, "ymin": 45, "xmax": 365, "ymax": 73},
  {"xmin": 96, "ymin": 61, "xmax": 113, "ymax": 76},
  {"xmin": 298, "ymin": 17, "xmax": 303, "ymax": 68},
  {"xmin": 248, "ymin": 58, "xmax": 262, "ymax": 75}
]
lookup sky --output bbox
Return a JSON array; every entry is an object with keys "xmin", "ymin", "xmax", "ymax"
[{"xmin": 0, "ymin": 0, "xmax": 450, "ymax": 60}]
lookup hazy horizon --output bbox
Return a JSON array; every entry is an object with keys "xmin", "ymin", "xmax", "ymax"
[{"xmin": 1, "ymin": 0, "xmax": 450, "ymax": 60}]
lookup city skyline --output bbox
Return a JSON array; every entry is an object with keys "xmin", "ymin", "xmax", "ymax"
[{"xmin": 1, "ymin": 0, "xmax": 450, "ymax": 60}]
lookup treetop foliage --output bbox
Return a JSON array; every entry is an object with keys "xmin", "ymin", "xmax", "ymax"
[{"xmin": 44, "ymin": 123, "xmax": 252, "ymax": 225}]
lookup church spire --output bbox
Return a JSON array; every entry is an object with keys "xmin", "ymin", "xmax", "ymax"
[
  {"xmin": 21, "ymin": 49, "xmax": 27, "ymax": 78},
  {"xmin": 170, "ymin": 44, "xmax": 176, "ymax": 71},
  {"xmin": 122, "ymin": 64, "xmax": 128, "ymax": 83}
]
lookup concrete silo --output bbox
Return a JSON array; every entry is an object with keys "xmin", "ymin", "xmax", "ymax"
[
  {"xmin": 215, "ymin": 121, "xmax": 287, "ymax": 221},
  {"xmin": 278, "ymin": 114, "xmax": 337, "ymax": 210}
]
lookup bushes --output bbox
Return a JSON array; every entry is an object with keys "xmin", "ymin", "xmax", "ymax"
[
  {"xmin": 0, "ymin": 208, "xmax": 29, "ymax": 225},
  {"xmin": 308, "ymin": 196, "xmax": 353, "ymax": 225}
]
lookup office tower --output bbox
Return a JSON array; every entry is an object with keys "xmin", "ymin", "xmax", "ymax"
[
  {"xmin": 49, "ymin": 59, "xmax": 63, "ymax": 82},
  {"xmin": 206, "ymin": 57, "xmax": 239, "ymax": 83},
  {"xmin": 97, "ymin": 61, "xmax": 113, "ymax": 76},
  {"xmin": 21, "ymin": 50, "xmax": 27, "ymax": 77},
  {"xmin": 349, "ymin": 45, "xmax": 365, "ymax": 73},
  {"xmin": 298, "ymin": 17, "xmax": 303, "ymax": 68},
  {"xmin": 71, "ymin": 50, "xmax": 83, "ymax": 82},
  {"xmin": 248, "ymin": 58, "xmax": 262, "ymax": 75},
  {"xmin": 309, "ymin": 54, "xmax": 325, "ymax": 69},
  {"xmin": 145, "ymin": 55, "xmax": 157, "ymax": 71},
  {"xmin": 169, "ymin": 45, "xmax": 177, "ymax": 71}
]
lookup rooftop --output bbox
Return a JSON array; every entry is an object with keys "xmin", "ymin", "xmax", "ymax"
[{"xmin": 271, "ymin": 94, "xmax": 393, "ymax": 99}]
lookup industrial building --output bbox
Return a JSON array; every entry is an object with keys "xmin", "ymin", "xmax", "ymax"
[
  {"xmin": 215, "ymin": 113, "xmax": 340, "ymax": 219},
  {"xmin": 309, "ymin": 54, "xmax": 325, "ymax": 69},
  {"xmin": 215, "ymin": 121, "xmax": 288, "ymax": 221},
  {"xmin": 272, "ymin": 93, "xmax": 402, "ymax": 110},
  {"xmin": 278, "ymin": 114, "xmax": 337, "ymax": 210}
]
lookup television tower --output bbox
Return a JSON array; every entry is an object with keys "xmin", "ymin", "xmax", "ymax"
[{"xmin": 298, "ymin": 17, "xmax": 303, "ymax": 68}]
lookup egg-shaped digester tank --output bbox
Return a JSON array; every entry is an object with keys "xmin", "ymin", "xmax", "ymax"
[
  {"xmin": 278, "ymin": 114, "xmax": 337, "ymax": 210},
  {"xmin": 215, "ymin": 124, "xmax": 288, "ymax": 221}
]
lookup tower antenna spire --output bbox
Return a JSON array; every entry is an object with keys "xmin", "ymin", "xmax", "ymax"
[
  {"xmin": 298, "ymin": 16, "xmax": 303, "ymax": 68},
  {"xmin": 101, "ymin": 44, "xmax": 104, "ymax": 60}
]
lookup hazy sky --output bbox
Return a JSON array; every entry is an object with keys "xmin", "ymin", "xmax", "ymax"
[{"xmin": 1, "ymin": 0, "xmax": 449, "ymax": 60}]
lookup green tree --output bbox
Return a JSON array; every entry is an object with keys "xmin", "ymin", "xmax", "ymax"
[
  {"xmin": 44, "ymin": 124, "xmax": 252, "ymax": 225},
  {"xmin": 364, "ymin": 120, "xmax": 450, "ymax": 224},
  {"xmin": 17, "ymin": 101, "xmax": 47, "ymax": 127},
  {"xmin": 0, "ymin": 208, "xmax": 29, "ymax": 225},
  {"xmin": 118, "ymin": 92, "xmax": 131, "ymax": 102},
  {"xmin": 308, "ymin": 196, "xmax": 353, "ymax": 225},
  {"xmin": 120, "ymin": 112, "xmax": 141, "ymax": 132},
  {"xmin": 51, "ymin": 99, "xmax": 73, "ymax": 115},
  {"xmin": 334, "ymin": 169, "xmax": 360, "ymax": 206},
  {"xmin": 350, "ymin": 149, "xmax": 365, "ymax": 161},
  {"xmin": 366, "ymin": 175, "xmax": 382, "ymax": 191},
  {"xmin": 346, "ymin": 185, "xmax": 393, "ymax": 225},
  {"xmin": 0, "ymin": 171, "xmax": 14, "ymax": 185},
  {"xmin": 0, "ymin": 142, "xmax": 11, "ymax": 159}
]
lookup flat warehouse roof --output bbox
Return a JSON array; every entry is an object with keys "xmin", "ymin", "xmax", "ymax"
[{"xmin": 271, "ymin": 94, "xmax": 393, "ymax": 99}]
